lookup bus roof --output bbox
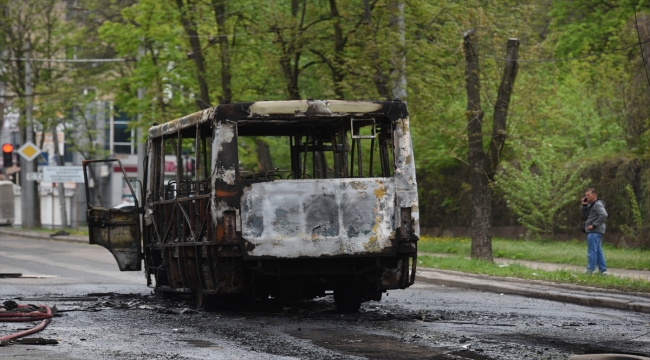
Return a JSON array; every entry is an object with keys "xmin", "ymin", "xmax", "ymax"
[{"xmin": 148, "ymin": 100, "xmax": 408, "ymax": 139}]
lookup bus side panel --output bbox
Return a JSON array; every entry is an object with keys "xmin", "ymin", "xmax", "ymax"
[
  {"xmin": 393, "ymin": 117, "xmax": 420, "ymax": 240},
  {"xmin": 241, "ymin": 178, "xmax": 396, "ymax": 258}
]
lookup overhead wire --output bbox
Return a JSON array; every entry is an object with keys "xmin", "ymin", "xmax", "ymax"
[{"xmin": 0, "ymin": 57, "xmax": 129, "ymax": 63}]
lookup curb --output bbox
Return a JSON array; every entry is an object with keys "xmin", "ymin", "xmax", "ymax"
[
  {"xmin": 416, "ymin": 268, "xmax": 650, "ymax": 314},
  {"xmin": 0, "ymin": 228, "xmax": 87, "ymax": 244},
  {"xmin": 416, "ymin": 263, "xmax": 650, "ymax": 299}
]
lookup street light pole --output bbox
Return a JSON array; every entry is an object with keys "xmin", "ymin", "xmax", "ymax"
[
  {"xmin": 52, "ymin": 123, "xmax": 67, "ymax": 228},
  {"xmin": 21, "ymin": 41, "xmax": 35, "ymax": 228},
  {"xmin": 0, "ymin": 49, "xmax": 5, "ymax": 147},
  {"xmin": 136, "ymin": 44, "xmax": 145, "ymax": 204}
]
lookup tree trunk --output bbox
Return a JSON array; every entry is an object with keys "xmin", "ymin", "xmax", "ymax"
[
  {"xmin": 175, "ymin": 0, "xmax": 211, "ymax": 110},
  {"xmin": 463, "ymin": 30, "xmax": 519, "ymax": 261},
  {"xmin": 275, "ymin": 0, "xmax": 304, "ymax": 100},
  {"xmin": 212, "ymin": 0, "xmax": 232, "ymax": 103},
  {"xmin": 255, "ymin": 139, "xmax": 273, "ymax": 173},
  {"xmin": 360, "ymin": 1, "xmax": 390, "ymax": 100},
  {"xmin": 214, "ymin": 1, "xmax": 273, "ymax": 171},
  {"xmin": 390, "ymin": 0, "xmax": 407, "ymax": 100},
  {"xmin": 484, "ymin": 38, "xmax": 520, "ymax": 178},
  {"xmin": 328, "ymin": 0, "xmax": 346, "ymax": 99},
  {"xmin": 463, "ymin": 29, "xmax": 491, "ymax": 260}
]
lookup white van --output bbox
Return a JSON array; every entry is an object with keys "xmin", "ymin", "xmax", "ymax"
[{"xmin": 0, "ymin": 180, "xmax": 15, "ymax": 226}]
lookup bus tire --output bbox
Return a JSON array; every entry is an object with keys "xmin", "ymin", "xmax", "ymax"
[{"xmin": 334, "ymin": 286, "xmax": 362, "ymax": 313}]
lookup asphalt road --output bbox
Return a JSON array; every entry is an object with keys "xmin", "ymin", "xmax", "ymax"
[{"xmin": 1, "ymin": 234, "xmax": 650, "ymax": 359}]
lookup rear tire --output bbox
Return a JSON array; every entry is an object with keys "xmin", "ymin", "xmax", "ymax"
[{"xmin": 334, "ymin": 285, "xmax": 362, "ymax": 313}]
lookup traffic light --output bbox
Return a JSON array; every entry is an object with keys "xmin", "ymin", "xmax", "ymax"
[{"xmin": 2, "ymin": 143, "xmax": 13, "ymax": 167}]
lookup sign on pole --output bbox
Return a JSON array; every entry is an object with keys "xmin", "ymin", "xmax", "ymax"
[
  {"xmin": 26, "ymin": 172, "xmax": 43, "ymax": 181},
  {"xmin": 42, "ymin": 166, "xmax": 85, "ymax": 183},
  {"xmin": 17, "ymin": 141, "xmax": 41, "ymax": 162}
]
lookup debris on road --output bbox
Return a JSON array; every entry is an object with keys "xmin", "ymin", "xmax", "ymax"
[
  {"xmin": 0, "ymin": 300, "xmax": 55, "ymax": 345},
  {"xmin": 0, "ymin": 273, "xmax": 22, "ymax": 278},
  {"xmin": 8, "ymin": 338, "xmax": 59, "ymax": 345},
  {"xmin": 18, "ymin": 297, "xmax": 98, "ymax": 302}
]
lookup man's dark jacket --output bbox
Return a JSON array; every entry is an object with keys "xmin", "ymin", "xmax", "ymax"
[{"xmin": 581, "ymin": 200, "xmax": 608, "ymax": 234}]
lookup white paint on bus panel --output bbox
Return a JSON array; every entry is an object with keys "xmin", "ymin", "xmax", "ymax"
[{"xmin": 241, "ymin": 178, "xmax": 396, "ymax": 258}]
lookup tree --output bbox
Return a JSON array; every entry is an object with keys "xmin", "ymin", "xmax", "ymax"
[
  {"xmin": 175, "ymin": 0, "xmax": 211, "ymax": 110},
  {"xmin": 463, "ymin": 29, "xmax": 520, "ymax": 261},
  {"xmin": 549, "ymin": 0, "xmax": 650, "ymax": 154},
  {"xmin": 0, "ymin": 0, "xmax": 75, "ymax": 228},
  {"xmin": 495, "ymin": 144, "xmax": 590, "ymax": 236}
]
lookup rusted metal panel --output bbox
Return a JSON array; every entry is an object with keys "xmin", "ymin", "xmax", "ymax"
[
  {"xmin": 87, "ymin": 208, "xmax": 141, "ymax": 271},
  {"xmin": 393, "ymin": 116, "xmax": 420, "ymax": 239},
  {"xmin": 210, "ymin": 121, "xmax": 240, "ymax": 237},
  {"xmin": 400, "ymin": 207, "xmax": 412, "ymax": 240},
  {"xmin": 380, "ymin": 259, "xmax": 403, "ymax": 289},
  {"xmin": 241, "ymin": 179, "xmax": 396, "ymax": 258},
  {"xmin": 223, "ymin": 211, "xmax": 237, "ymax": 243},
  {"xmin": 147, "ymin": 100, "xmax": 409, "ymax": 141},
  {"xmin": 148, "ymin": 107, "xmax": 217, "ymax": 139}
]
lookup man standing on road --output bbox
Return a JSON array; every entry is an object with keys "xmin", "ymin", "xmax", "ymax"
[{"xmin": 581, "ymin": 188, "xmax": 608, "ymax": 274}]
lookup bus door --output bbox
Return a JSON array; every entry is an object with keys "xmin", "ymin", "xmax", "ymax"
[{"xmin": 83, "ymin": 159, "xmax": 142, "ymax": 271}]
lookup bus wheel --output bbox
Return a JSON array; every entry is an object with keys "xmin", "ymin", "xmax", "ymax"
[
  {"xmin": 195, "ymin": 288, "xmax": 207, "ymax": 310},
  {"xmin": 334, "ymin": 285, "xmax": 362, "ymax": 313}
]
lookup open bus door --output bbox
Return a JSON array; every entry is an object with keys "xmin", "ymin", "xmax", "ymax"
[{"xmin": 83, "ymin": 159, "xmax": 142, "ymax": 271}]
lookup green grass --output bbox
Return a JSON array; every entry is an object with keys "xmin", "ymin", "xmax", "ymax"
[
  {"xmin": 418, "ymin": 236, "xmax": 650, "ymax": 270},
  {"xmin": 11, "ymin": 227, "xmax": 89, "ymax": 237},
  {"xmin": 419, "ymin": 255, "xmax": 650, "ymax": 293}
]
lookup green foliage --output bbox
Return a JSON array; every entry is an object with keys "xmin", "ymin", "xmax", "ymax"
[
  {"xmin": 620, "ymin": 184, "xmax": 644, "ymax": 237},
  {"xmin": 494, "ymin": 144, "xmax": 590, "ymax": 235},
  {"xmin": 5, "ymin": 0, "xmax": 650, "ymax": 242},
  {"xmin": 549, "ymin": 0, "xmax": 650, "ymax": 155}
]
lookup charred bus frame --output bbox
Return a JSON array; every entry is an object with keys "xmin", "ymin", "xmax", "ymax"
[{"xmin": 84, "ymin": 99, "xmax": 419, "ymax": 312}]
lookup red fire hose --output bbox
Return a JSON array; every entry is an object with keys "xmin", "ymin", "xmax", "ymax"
[{"xmin": 0, "ymin": 303, "xmax": 54, "ymax": 343}]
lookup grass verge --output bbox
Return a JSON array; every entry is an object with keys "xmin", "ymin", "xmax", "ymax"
[
  {"xmin": 419, "ymin": 255, "xmax": 650, "ymax": 293},
  {"xmin": 5, "ymin": 227, "xmax": 89, "ymax": 237},
  {"xmin": 418, "ymin": 236, "xmax": 650, "ymax": 270}
]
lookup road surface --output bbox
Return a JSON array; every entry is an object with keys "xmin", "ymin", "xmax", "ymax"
[{"xmin": 1, "ymin": 235, "xmax": 649, "ymax": 359}]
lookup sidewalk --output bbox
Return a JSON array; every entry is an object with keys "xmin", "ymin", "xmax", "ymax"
[
  {"xmin": 415, "ymin": 268, "xmax": 650, "ymax": 313},
  {"xmin": 417, "ymin": 252, "xmax": 650, "ymax": 314}
]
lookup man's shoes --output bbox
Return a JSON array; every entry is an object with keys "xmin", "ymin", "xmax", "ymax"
[{"xmin": 600, "ymin": 271, "xmax": 608, "ymax": 275}]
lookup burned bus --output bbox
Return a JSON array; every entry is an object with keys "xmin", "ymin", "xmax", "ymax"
[{"xmin": 83, "ymin": 100, "xmax": 419, "ymax": 312}]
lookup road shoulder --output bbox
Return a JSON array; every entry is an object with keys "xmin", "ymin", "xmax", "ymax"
[{"xmin": 417, "ymin": 268, "xmax": 650, "ymax": 313}]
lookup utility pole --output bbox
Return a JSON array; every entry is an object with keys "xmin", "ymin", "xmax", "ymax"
[
  {"xmin": 0, "ymin": 49, "xmax": 5, "ymax": 144},
  {"xmin": 51, "ymin": 123, "xmax": 67, "ymax": 228},
  {"xmin": 136, "ymin": 44, "xmax": 145, "ymax": 204},
  {"xmin": 21, "ymin": 41, "xmax": 35, "ymax": 229},
  {"xmin": 390, "ymin": 0, "xmax": 407, "ymax": 100}
]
